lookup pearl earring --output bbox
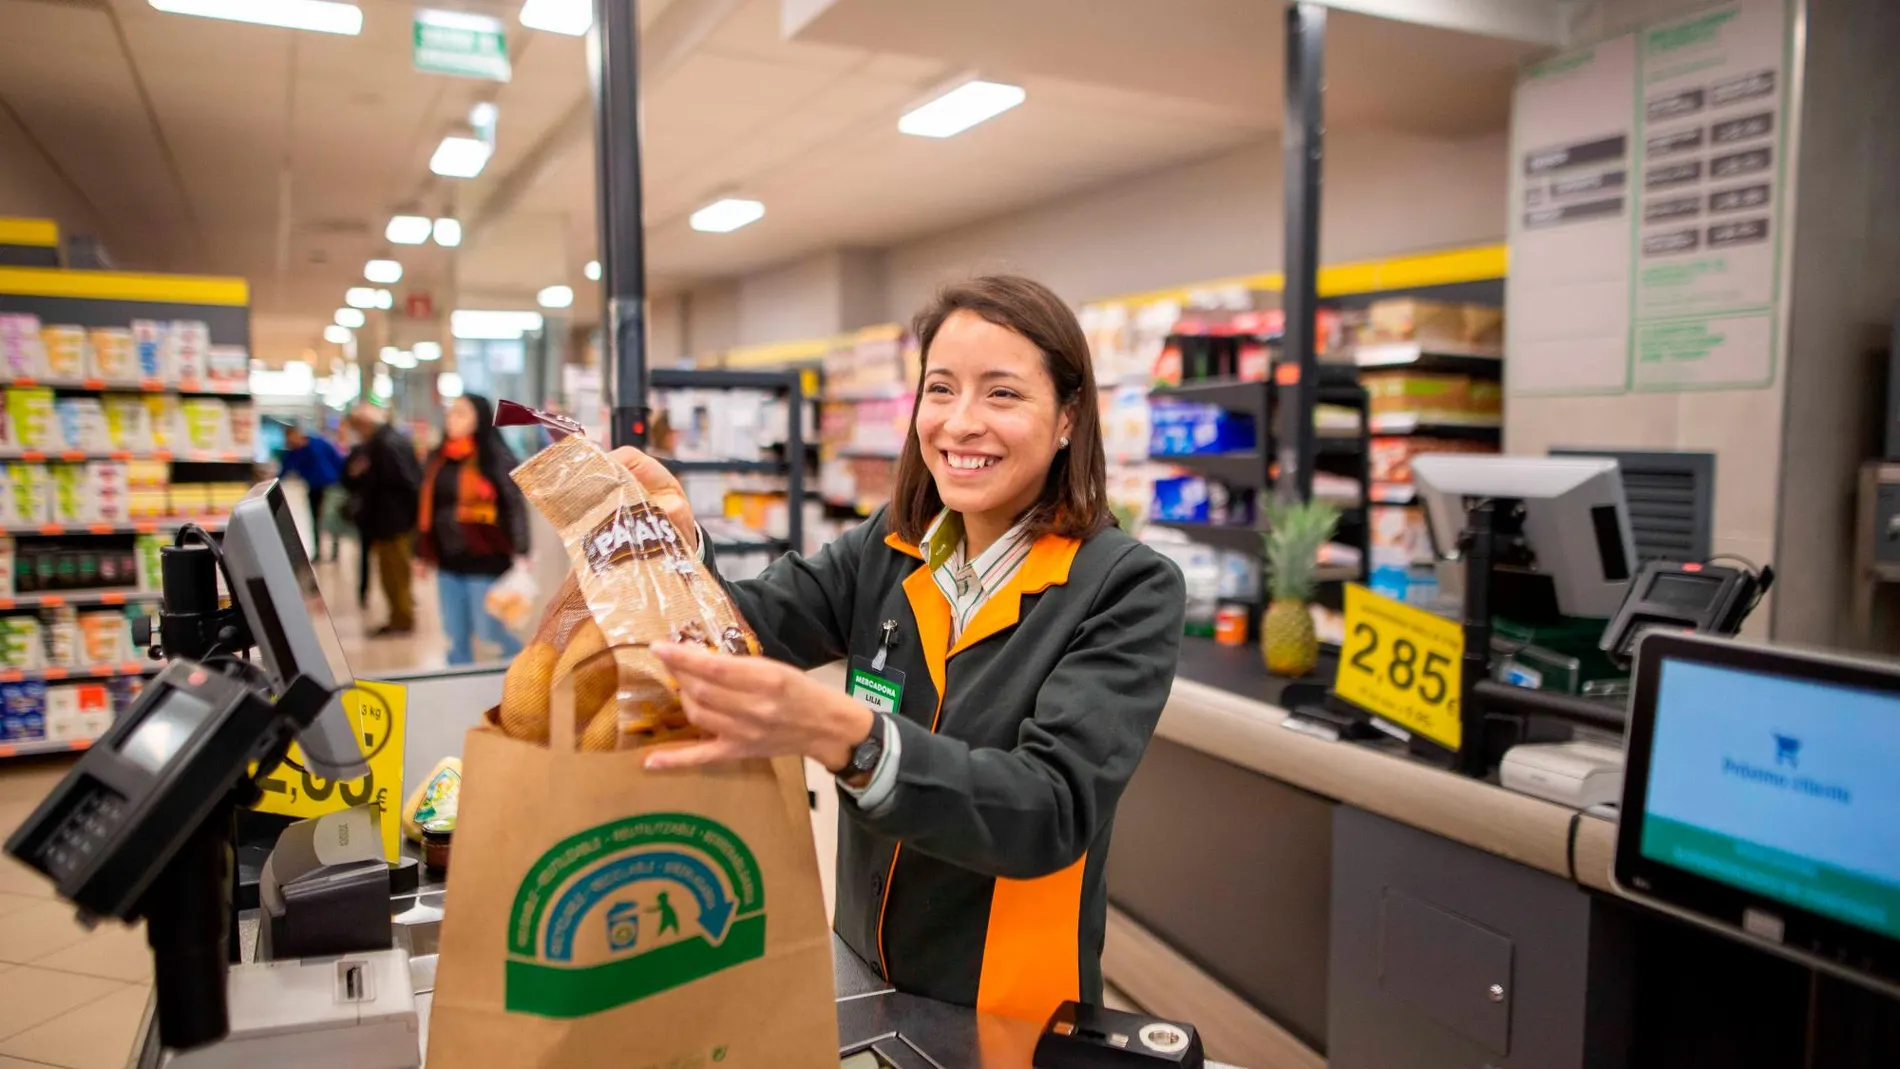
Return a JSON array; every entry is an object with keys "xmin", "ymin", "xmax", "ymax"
[{"xmin": 1058, "ymin": 436, "xmax": 1070, "ymax": 448}]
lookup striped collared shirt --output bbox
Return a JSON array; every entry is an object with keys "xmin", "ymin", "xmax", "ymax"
[{"xmin": 919, "ymin": 509, "xmax": 1036, "ymax": 645}]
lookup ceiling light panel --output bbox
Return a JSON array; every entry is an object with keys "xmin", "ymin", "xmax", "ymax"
[
  {"xmin": 365, "ymin": 259, "xmax": 403, "ymax": 284},
  {"xmin": 899, "ymin": 80, "xmax": 1027, "ymax": 139},
  {"xmin": 386, "ymin": 215, "xmax": 432, "ymax": 245},
  {"xmin": 345, "ymin": 287, "xmax": 380, "ymax": 309},
  {"xmin": 584, "ymin": 260, "xmax": 601, "ymax": 282},
  {"xmin": 519, "ymin": 0, "xmax": 590, "ymax": 36},
  {"xmin": 537, "ymin": 285, "xmax": 575, "ymax": 309},
  {"xmin": 452, "ymin": 310, "xmax": 544, "ymax": 340},
  {"xmin": 322, "ymin": 325, "xmax": 352, "ymax": 344},
  {"xmin": 149, "ymin": 0, "xmax": 363, "ymax": 35},
  {"xmin": 433, "ymin": 219, "xmax": 463, "ymax": 247},
  {"xmin": 413, "ymin": 341, "xmax": 443, "ymax": 362},
  {"xmin": 689, "ymin": 198, "xmax": 765, "ymax": 234},
  {"xmin": 430, "ymin": 135, "xmax": 491, "ymax": 179},
  {"xmin": 334, "ymin": 308, "xmax": 366, "ymax": 329}
]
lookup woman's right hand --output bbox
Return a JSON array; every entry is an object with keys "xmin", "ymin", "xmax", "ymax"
[{"xmin": 608, "ymin": 446, "xmax": 700, "ymax": 553}]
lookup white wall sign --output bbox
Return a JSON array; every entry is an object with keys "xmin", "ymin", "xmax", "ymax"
[{"xmin": 1508, "ymin": 0, "xmax": 1792, "ymax": 395}]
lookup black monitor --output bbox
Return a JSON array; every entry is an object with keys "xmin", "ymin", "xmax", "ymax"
[{"xmin": 1615, "ymin": 632, "xmax": 1900, "ymax": 998}]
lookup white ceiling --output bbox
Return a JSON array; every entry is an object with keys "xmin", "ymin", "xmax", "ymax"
[{"xmin": 0, "ymin": 0, "xmax": 1541, "ymax": 362}]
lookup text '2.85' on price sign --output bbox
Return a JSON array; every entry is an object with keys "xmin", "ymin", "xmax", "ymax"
[
  {"xmin": 1334, "ymin": 584, "xmax": 1464, "ymax": 751},
  {"xmin": 250, "ymin": 680, "xmax": 406, "ymax": 864}
]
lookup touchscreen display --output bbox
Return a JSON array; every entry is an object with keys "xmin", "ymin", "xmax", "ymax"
[
  {"xmin": 120, "ymin": 689, "xmax": 215, "ymax": 773},
  {"xmin": 1641, "ymin": 659, "xmax": 1900, "ymax": 938}
]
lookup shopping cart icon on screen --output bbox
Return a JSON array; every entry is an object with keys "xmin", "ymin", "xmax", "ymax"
[{"xmin": 1773, "ymin": 733, "xmax": 1800, "ymax": 768}]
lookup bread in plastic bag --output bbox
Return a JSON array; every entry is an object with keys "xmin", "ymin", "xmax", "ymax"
[{"xmin": 491, "ymin": 429, "xmax": 760, "ymax": 750}]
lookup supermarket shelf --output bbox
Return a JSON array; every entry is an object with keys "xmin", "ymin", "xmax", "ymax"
[
  {"xmin": 1150, "ymin": 378, "xmax": 1270, "ymax": 413},
  {"xmin": 1154, "ymin": 451, "xmax": 1266, "ymax": 488},
  {"xmin": 2, "ymin": 519, "xmax": 227, "ymax": 537},
  {"xmin": 1146, "ymin": 520, "xmax": 1267, "ymax": 555},
  {"xmin": 0, "ymin": 376, "xmax": 251, "ymax": 397},
  {"xmin": 708, "ymin": 538, "xmax": 790, "ymax": 556},
  {"xmin": 0, "ymin": 588, "xmax": 155, "ymax": 610},
  {"xmin": 1370, "ymin": 482, "xmax": 1419, "ymax": 504},
  {"xmin": 826, "ymin": 447, "xmax": 902, "ymax": 461},
  {"xmin": 0, "ymin": 449, "xmax": 251, "ymax": 463},
  {"xmin": 1348, "ymin": 341, "xmax": 1503, "ymax": 375},
  {"xmin": 1366, "ymin": 412, "xmax": 1502, "ymax": 436},
  {"xmin": 0, "ymin": 736, "xmax": 95, "ymax": 759},
  {"xmin": 661, "ymin": 459, "xmax": 789, "ymax": 475},
  {"xmin": 0, "ymin": 661, "xmax": 158, "ymax": 684}
]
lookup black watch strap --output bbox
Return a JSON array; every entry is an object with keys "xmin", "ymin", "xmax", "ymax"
[{"xmin": 846, "ymin": 714, "xmax": 886, "ymax": 777}]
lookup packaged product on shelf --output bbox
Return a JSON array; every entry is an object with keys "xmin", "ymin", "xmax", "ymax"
[
  {"xmin": 0, "ymin": 617, "xmax": 45, "ymax": 670},
  {"xmin": 143, "ymin": 394, "xmax": 182, "ymax": 450},
  {"xmin": 55, "ymin": 397, "xmax": 110, "ymax": 452},
  {"xmin": 134, "ymin": 534, "xmax": 164, "ymax": 592},
  {"xmin": 1148, "ymin": 402, "xmax": 1256, "ymax": 456},
  {"xmin": 105, "ymin": 396, "xmax": 157, "ymax": 452},
  {"xmin": 77, "ymin": 611, "xmax": 124, "ymax": 663},
  {"xmin": 96, "ymin": 547, "xmax": 138, "ymax": 589},
  {"xmin": 207, "ymin": 345, "xmax": 248, "ymax": 383},
  {"xmin": 47, "ymin": 605, "xmax": 77, "ymax": 668},
  {"xmin": 180, "ymin": 398, "xmax": 231, "ymax": 452},
  {"xmin": 1362, "ymin": 372, "xmax": 1503, "ymax": 423},
  {"xmin": 1101, "ymin": 383, "xmax": 1152, "ymax": 465},
  {"xmin": 5, "ymin": 387, "xmax": 58, "ymax": 450},
  {"xmin": 1368, "ymin": 436, "xmax": 1498, "ymax": 485},
  {"xmin": 39, "ymin": 325, "xmax": 88, "ymax": 380},
  {"xmin": 0, "ymin": 314, "xmax": 45, "ymax": 379},
  {"xmin": 89, "ymin": 328, "xmax": 137, "ymax": 383},
  {"xmin": 1206, "ymin": 480, "xmax": 1255, "ymax": 526},
  {"xmin": 168, "ymin": 482, "xmax": 211, "ymax": 519},
  {"xmin": 43, "ymin": 682, "xmax": 112, "ymax": 742},
  {"xmin": 1217, "ymin": 550, "xmax": 1262, "ymax": 602},
  {"xmin": 107, "ymin": 675, "xmax": 143, "ymax": 722},
  {"xmin": 1362, "ymin": 299, "xmax": 1503, "ymax": 348},
  {"xmin": 1151, "ymin": 475, "xmax": 1210, "ymax": 523},
  {"xmin": 131, "ymin": 320, "xmax": 167, "ymax": 380},
  {"xmin": 167, "ymin": 320, "xmax": 210, "ymax": 382},
  {"xmin": 1370, "ymin": 503, "xmax": 1434, "ymax": 567},
  {"xmin": 207, "ymin": 482, "xmax": 249, "ymax": 516},
  {"xmin": 0, "ymin": 680, "xmax": 46, "ymax": 741},
  {"xmin": 0, "ymin": 537, "xmax": 11, "ymax": 597},
  {"xmin": 1, "ymin": 463, "xmax": 52, "ymax": 526},
  {"xmin": 89, "ymin": 461, "xmax": 128, "ymax": 524},
  {"xmin": 127, "ymin": 459, "xmax": 170, "ymax": 519},
  {"xmin": 227, "ymin": 399, "xmax": 255, "ymax": 454},
  {"xmin": 49, "ymin": 464, "xmax": 95, "ymax": 525}
]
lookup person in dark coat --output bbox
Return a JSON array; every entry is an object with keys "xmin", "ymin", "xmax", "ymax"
[
  {"xmin": 340, "ymin": 403, "xmax": 422, "ymax": 635},
  {"xmin": 416, "ymin": 394, "xmax": 530, "ymax": 664}
]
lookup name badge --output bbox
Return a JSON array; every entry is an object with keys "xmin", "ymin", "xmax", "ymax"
[{"xmin": 848, "ymin": 657, "xmax": 905, "ymax": 717}]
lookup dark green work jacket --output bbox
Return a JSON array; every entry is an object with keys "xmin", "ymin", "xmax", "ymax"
[{"xmin": 716, "ymin": 507, "xmax": 1185, "ymax": 1023}]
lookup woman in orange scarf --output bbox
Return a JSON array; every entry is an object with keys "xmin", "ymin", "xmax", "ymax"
[{"xmin": 417, "ymin": 393, "xmax": 531, "ymax": 664}]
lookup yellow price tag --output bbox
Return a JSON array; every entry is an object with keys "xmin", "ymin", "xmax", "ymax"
[
  {"xmin": 250, "ymin": 680, "xmax": 406, "ymax": 864},
  {"xmin": 1334, "ymin": 584, "xmax": 1464, "ymax": 751}
]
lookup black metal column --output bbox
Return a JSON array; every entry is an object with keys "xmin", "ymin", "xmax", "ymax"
[
  {"xmin": 1276, "ymin": 2, "xmax": 1326, "ymax": 503},
  {"xmin": 592, "ymin": 0, "xmax": 650, "ymax": 449}
]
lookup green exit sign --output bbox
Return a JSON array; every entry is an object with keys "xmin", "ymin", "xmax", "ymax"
[{"xmin": 414, "ymin": 9, "xmax": 511, "ymax": 83}]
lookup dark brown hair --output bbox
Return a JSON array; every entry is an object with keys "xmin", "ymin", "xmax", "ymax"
[{"xmin": 891, "ymin": 274, "xmax": 1112, "ymax": 545}]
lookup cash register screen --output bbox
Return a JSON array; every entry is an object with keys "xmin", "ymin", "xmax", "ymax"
[
  {"xmin": 1640, "ymin": 658, "xmax": 1900, "ymax": 939},
  {"xmin": 118, "ymin": 689, "xmax": 216, "ymax": 774}
]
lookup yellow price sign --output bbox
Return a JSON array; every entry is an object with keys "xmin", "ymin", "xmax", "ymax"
[
  {"xmin": 250, "ymin": 680, "xmax": 406, "ymax": 863},
  {"xmin": 1334, "ymin": 584, "xmax": 1464, "ymax": 751}
]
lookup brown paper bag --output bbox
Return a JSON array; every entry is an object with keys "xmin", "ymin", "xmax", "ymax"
[{"xmin": 428, "ymin": 646, "xmax": 839, "ymax": 1068}]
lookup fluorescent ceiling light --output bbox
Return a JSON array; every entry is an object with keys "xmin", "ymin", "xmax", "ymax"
[
  {"xmin": 899, "ymin": 79, "xmax": 1026, "ymax": 138},
  {"xmin": 413, "ymin": 341, "xmax": 443, "ymax": 362},
  {"xmin": 537, "ymin": 285, "xmax": 575, "ymax": 309},
  {"xmin": 387, "ymin": 350, "xmax": 419, "ymax": 370},
  {"xmin": 433, "ymin": 218, "xmax": 463, "ymax": 247},
  {"xmin": 372, "ymin": 288, "xmax": 394, "ymax": 309},
  {"xmin": 470, "ymin": 101, "xmax": 499, "ymax": 129},
  {"xmin": 334, "ymin": 308, "xmax": 366, "ymax": 329},
  {"xmin": 584, "ymin": 260, "xmax": 601, "ymax": 282},
  {"xmin": 689, "ymin": 197, "xmax": 765, "ymax": 234},
  {"xmin": 452, "ymin": 309, "xmax": 544, "ymax": 340},
  {"xmin": 519, "ymin": 0, "xmax": 590, "ymax": 35},
  {"xmin": 345, "ymin": 286, "xmax": 380, "ymax": 309},
  {"xmin": 430, "ymin": 135, "xmax": 491, "ymax": 178},
  {"xmin": 149, "ymin": 0, "xmax": 363, "ymax": 35},
  {"xmin": 365, "ymin": 259, "xmax": 403, "ymax": 284},
  {"xmin": 438, "ymin": 372, "xmax": 465, "ymax": 399},
  {"xmin": 386, "ymin": 215, "xmax": 432, "ymax": 245},
  {"xmin": 322, "ymin": 324, "xmax": 352, "ymax": 344}
]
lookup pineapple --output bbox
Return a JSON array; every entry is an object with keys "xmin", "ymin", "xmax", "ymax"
[{"xmin": 1261, "ymin": 499, "xmax": 1341, "ymax": 677}]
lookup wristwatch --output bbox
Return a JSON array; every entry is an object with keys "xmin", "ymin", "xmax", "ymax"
[{"xmin": 845, "ymin": 714, "xmax": 887, "ymax": 779}]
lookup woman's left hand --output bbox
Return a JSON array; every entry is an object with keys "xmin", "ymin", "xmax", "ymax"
[{"xmin": 646, "ymin": 644, "xmax": 871, "ymax": 772}]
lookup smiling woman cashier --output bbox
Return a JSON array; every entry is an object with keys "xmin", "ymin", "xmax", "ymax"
[{"xmin": 625, "ymin": 275, "xmax": 1186, "ymax": 1023}]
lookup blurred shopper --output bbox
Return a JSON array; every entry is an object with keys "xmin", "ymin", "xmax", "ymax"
[
  {"xmin": 417, "ymin": 394, "xmax": 530, "ymax": 665},
  {"xmin": 341, "ymin": 403, "xmax": 421, "ymax": 636},
  {"xmin": 342, "ymin": 437, "xmax": 374, "ymax": 608},
  {"xmin": 279, "ymin": 423, "xmax": 345, "ymax": 561}
]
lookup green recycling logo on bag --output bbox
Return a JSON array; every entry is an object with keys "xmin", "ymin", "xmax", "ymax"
[{"xmin": 505, "ymin": 812, "xmax": 766, "ymax": 1018}]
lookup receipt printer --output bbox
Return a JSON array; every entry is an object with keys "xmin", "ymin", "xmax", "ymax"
[{"xmin": 1034, "ymin": 1002, "xmax": 1204, "ymax": 1068}]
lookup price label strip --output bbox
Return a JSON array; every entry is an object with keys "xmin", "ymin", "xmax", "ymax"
[
  {"xmin": 1333, "ymin": 584, "xmax": 1465, "ymax": 752},
  {"xmin": 250, "ymin": 680, "xmax": 407, "ymax": 864}
]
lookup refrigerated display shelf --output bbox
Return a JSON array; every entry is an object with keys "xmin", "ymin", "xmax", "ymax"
[
  {"xmin": 0, "ymin": 661, "xmax": 158, "ymax": 684},
  {"xmin": 0, "ymin": 588, "xmax": 155, "ymax": 610}
]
